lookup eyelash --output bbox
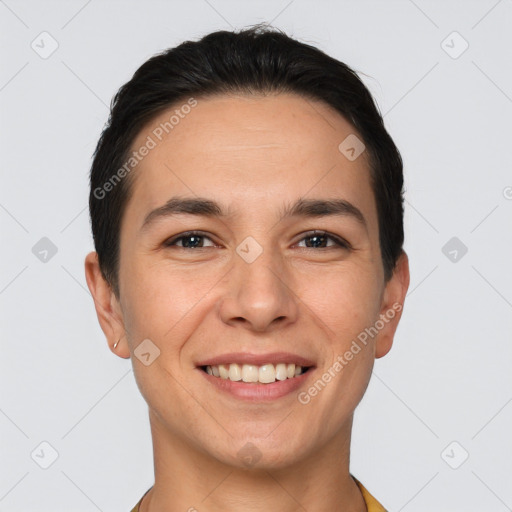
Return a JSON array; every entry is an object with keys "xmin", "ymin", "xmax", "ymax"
[{"xmin": 163, "ymin": 230, "xmax": 351, "ymax": 250}]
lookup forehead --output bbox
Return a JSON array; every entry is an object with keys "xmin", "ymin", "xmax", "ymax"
[{"xmin": 125, "ymin": 92, "xmax": 376, "ymax": 230}]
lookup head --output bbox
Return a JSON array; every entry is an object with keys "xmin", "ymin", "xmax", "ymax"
[{"xmin": 85, "ymin": 25, "xmax": 409, "ymax": 470}]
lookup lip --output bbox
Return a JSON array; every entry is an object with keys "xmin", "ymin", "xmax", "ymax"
[
  {"xmin": 198, "ymin": 366, "xmax": 315, "ymax": 402},
  {"xmin": 195, "ymin": 351, "xmax": 316, "ymax": 368}
]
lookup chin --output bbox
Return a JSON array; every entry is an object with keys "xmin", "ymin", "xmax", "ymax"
[{"xmin": 207, "ymin": 434, "xmax": 311, "ymax": 471}]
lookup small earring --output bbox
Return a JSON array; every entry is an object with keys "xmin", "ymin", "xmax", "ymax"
[{"xmin": 114, "ymin": 337, "xmax": 121, "ymax": 349}]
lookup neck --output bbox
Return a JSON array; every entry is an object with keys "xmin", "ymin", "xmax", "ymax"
[{"xmin": 139, "ymin": 410, "xmax": 366, "ymax": 512}]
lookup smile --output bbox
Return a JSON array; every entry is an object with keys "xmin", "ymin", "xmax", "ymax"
[
  {"xmin": 202, "ymin": 363, "xmax": 311, "ymax": 384},
  {"xmin": 196, "ymin": 352, "xmax": 316, "ymax": 401}
]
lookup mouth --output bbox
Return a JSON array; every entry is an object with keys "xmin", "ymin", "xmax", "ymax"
[
  {"xmin": 200, "ymin": 363, "xmax": 313, "ymax": 384},
  {"xmin": 195, "ymin": 352, "xmax": 316, "ymax": 401}
]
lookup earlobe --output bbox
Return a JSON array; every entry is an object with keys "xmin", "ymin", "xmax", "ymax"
[
  {"xmin": 84, "ymin": 251, "xmax": 130, "ymax": 358},
  {"xmin": 375, "ymin": 251, "xmax": 410, "ymax": 359},
  {"xmin": 112, "ymin": 333, "xmax": 130, "ymax": 358}
]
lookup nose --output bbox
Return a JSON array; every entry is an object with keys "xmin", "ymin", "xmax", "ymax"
[{"xmin": 218, "ymin": 247, "xmax": 299, "ymax": 333}]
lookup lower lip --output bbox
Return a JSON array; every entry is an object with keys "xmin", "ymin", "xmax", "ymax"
[{"xmin": 198, "ymin": 368, "xmax": 315, "ymax": 401}]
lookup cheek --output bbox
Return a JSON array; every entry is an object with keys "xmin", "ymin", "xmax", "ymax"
[
  {"xmin": 303, "ymin": 272, "xmax": 379, "ymax": 419},
  {"xmin": 120, "ymin": 259, "xmax": 219, "ymax": 344},
  {"xmin": 299, "ymin": 265, "xmax": 381, "ymax": 339}
]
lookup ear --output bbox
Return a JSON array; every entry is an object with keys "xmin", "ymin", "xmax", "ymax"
[
  {"xmin": 84, "ymin": 251, "xmax": 130, "ymax": 359},
  {"xmin": 375, "ymin": 251, "xmax": 410, "ymax": 359}
]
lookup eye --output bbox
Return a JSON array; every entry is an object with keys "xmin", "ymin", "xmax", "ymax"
[
  {"xmin": 295, "ymin": 230, "xmax": 350, "ymax": 249},
  {"xmin": 163, "ymin": 230, "xmax": 350, "ymax": 250},
  {"xmin": 163, "ymin": 231, "xmax": 216, "ymax": 249}
]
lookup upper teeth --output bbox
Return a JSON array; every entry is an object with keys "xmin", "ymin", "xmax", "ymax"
[{"xmin": 205, "ymin": 363, "xmax": 306, "ymax": 384}]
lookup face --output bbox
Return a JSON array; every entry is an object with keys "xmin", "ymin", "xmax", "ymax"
[{"xmin": 86, "ymin": 92, "xmax": 409, "ymax": 470}]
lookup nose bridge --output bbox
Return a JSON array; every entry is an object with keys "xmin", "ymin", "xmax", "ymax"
[{"xmin": 219, "ymin": 237, "xmax": 299, "ymax": 331}]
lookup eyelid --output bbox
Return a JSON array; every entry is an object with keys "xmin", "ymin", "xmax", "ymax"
[
  {"xmin": 294, "ymin": 230, "xmax": 351, "ymax": 249},
  {"xmin": 164, "ymin": 230, "xmax": 216, "ymax": 247},
  {"xmin": 164, "ymin": 229, "xmax": 351, "ymax": 250}
]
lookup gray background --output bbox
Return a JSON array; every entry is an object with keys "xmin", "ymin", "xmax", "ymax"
[{"xmin": 1, "ymin": 1, "xmax": 511, "ymax": 511}]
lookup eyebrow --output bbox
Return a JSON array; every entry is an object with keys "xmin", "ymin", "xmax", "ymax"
[{"xmin": 140, "ymin": 196, "xmax": 367, "ymax": 232}]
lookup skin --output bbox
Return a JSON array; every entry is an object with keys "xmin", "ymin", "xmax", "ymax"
[{"xmin": 85, "ymin": 92, "xmax": 409, "ymax": 512}]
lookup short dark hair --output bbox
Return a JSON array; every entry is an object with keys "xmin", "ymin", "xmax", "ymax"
[{"xmin": 89, "ymin": 24, "xmax": 404, "ymax": 298}]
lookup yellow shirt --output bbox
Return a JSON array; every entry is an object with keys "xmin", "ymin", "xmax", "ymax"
[
  {"xmin": 353, "ymin": 476, "xmax": 388, "ymax": 511},
  {"xmin": 130, "ymin": 476, "xmax": 387, "ymax": 511}
]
